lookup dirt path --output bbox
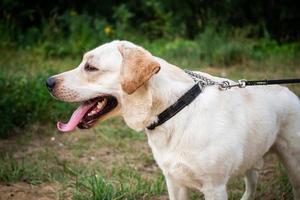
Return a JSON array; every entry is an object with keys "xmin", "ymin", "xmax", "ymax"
[{"xmin": 0, "ymin": 182, "xmax": 60, "ymax": 200}]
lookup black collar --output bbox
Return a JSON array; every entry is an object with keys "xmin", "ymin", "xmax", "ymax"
[{"xmin": 147, "ymin": 82, "xmax": 203, "ymax": 130}]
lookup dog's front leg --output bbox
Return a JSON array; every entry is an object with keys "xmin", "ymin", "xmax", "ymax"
[
  {"xmin": 202, "ymin": 184, "xmax": 227, "ymax": 200},
  {"xmin": 241, "ymin": 169, "xmax": 259, "ymax": 200},
  {"xmin": 165, "ymin": 176, "xmax": 188, "ymax": 200}
]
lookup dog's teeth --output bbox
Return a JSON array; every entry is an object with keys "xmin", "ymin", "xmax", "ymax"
[
  {"xmin": 88, "ymin": 110, "xmax": 96, "ymax": 116},
  {"xmin": 97, "ymin": 102, "xmax": 104, "ymax": 108}
]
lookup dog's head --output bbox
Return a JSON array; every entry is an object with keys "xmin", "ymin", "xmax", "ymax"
[{"xmin": 46, "ymin": 41, "xmax": 160, "ymax": 132}]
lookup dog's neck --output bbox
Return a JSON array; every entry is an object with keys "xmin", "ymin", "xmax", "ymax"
[{"xmin": 121, "ymin": 57, "xmax": 195, "ymax": 131}]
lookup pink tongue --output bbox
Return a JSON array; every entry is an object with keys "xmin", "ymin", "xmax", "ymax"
[{"xmin": 57, "ymin": 102, "xmax": 95, "ymax": 133}]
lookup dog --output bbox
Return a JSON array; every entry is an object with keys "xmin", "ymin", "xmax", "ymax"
[{"xmin": 46, "ymin": 40, "xmax": 300, "ymax": 200}]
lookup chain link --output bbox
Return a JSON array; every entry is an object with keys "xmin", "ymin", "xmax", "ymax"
[
  {"xmin": 184, "ymin": 69, "xmax": 247, "ymax": 90},
  {"xmin": 184, "ymin": 70, "xmax": 217, "ymax": 86}
]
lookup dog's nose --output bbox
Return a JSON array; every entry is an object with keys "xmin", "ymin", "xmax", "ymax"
[{"xmin": 46, "ymin": 77, "xmax": 56, "ymax": 91}]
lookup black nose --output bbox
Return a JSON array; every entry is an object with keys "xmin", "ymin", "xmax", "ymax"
[{"xmin": 46, "ymin": 77, "xmax": 56, "ymax": 91}]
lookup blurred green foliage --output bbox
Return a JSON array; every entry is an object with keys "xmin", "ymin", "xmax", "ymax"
[
  {"xmin": 1, "ymin": 0, "xmax": 300, "ymax": 45},
  {"xmin": 0, "ymin": 71, "xmax": 74, "ymax": 138}
]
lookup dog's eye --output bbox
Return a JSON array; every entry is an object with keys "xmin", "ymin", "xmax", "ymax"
[{"xmin": 84, "ymin": 64, "xmax": 99, "ymax": 72}]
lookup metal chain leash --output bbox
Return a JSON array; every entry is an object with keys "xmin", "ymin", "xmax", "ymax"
[
  {"xmin": 184, "ymin": 69, "xmax": 247, "ymax": 90},
  {"xmin": 186, "ymin": 69, "xmax": 300, "ymax": 89}
]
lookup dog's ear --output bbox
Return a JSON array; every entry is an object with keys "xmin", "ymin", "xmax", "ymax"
[{"xmin": 118, "ymin": 45, "xmax": 160, "ymax": 94}]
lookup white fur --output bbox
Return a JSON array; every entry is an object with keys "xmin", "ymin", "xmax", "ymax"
[{"xmin": 52, "ymin": 40, "xmax": 300, "ymax": 200}]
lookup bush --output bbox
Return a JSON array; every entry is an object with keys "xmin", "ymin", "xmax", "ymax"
[
  {"xmin": 0, "ymin": 72, "xmax": 74, "ymax": 138},
  {"xmin": 35, "ymin": 14, "xmax": 112, "ymax": 57},
  {"xmin": 2, "ymin": 0, "xmax": 300, "ymax": 41},
  {"xmin": 195, "ymin": 27, "xmax": 250, "ymax": 66}
]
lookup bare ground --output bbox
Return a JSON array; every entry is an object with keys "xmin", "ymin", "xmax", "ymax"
[{"xmin": 0, "ymin": 182, "xmax": 60, "ymax": 200}]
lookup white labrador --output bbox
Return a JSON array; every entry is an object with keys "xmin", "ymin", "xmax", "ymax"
[{"xmin": 47, "ymin": 40, "xmax": 300, "ymax": 200}]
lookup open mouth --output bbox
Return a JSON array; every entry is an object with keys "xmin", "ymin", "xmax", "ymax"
[{"xmin": 57, "ymin": 96, "xmax": 118, "ymax": 133}]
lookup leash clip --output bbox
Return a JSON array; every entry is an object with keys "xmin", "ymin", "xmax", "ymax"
[
  {"xmin": 219, "ymin": 81, "xmax": 231, "ymax": 90},
  {"xmin": 238, "ymin": 79, "xmax": 247, "ymax": 88},
  {"xmin": 219, "ymin": 79, "xmax": 248, "ymax": 90}
]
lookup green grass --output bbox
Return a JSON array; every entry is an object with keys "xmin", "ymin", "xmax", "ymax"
[{"xmin": 73, "ymin": 169, "xmax": 166, "ymax": 200}]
